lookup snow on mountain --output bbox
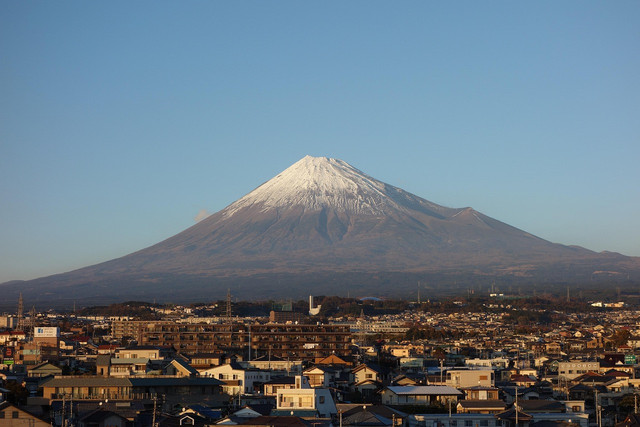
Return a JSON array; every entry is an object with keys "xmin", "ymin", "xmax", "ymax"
[
  {"xmin": 4, "ymin": 154, "xmax": 638, "ymax": 307},
  {"xmin": 223, "ymin": 155, "xmax": 449, "ymax": 217}
]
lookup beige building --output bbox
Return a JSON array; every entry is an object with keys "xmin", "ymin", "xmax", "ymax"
[
  {"xmin": 558, "ymin": 361, "xmax": 600, "ymax": 380},
  {"xmin": 0, "ymin": 402, "xmax": 49, "ymax": 426},
  {"xmin": 445, "ymin": 369, "xmax": 494, "ymax": 388}
]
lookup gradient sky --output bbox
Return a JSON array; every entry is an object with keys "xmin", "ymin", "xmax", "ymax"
[{"xmin": 1, "ymin": 2, "xmax": 639, "ymax": 283}]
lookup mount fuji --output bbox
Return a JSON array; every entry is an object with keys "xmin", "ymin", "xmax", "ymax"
[{"xmin": 4, "ymin": 155, "xmax": 639, "ymax": 306}]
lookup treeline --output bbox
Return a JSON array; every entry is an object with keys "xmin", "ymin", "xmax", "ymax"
[{"xmin": 77, "ymin": 301, "xmax": 160, "ymax": 319}]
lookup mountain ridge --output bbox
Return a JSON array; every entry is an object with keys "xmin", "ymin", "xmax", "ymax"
[{"xmin": 2, "ymin": 155, "xmax": 639, "ymax": 307}]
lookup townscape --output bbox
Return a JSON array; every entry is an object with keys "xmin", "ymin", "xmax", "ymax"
[{"xmin": 2, "ymin": 293, "xmax": 640, "ymax": 427}]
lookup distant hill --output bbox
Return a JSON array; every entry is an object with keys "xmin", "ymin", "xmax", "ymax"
[{"xmin": 2, "ymin": 155, "xmax": 639, "ymax": 308}]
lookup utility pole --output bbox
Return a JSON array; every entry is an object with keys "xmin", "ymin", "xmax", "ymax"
[
  {"xmin": 28, "ymin": 305, "xmax": 37, "ymax": 336},
  {"xmin": 152, "ymin": 395, "xmax": 158, "ymax": 427},
  {"xmin": 248, "ymin": 324, "xmax": 252, "ymax": 361},
  {"xmin": 17, "ymin": 293, "xmax": 24, "ymax": 331},
  {"xmin": 515, "ymin": 385, "xmax": 518, "ymax": 426},
  {"xmin": 226, "ymin": 289, "xmax": 232, "ymax": 324},
  {"xmin": 62, "ymin": 394, "xmax": 66, "ymax": 427},
  {"xmin": 595, "ymin": 389, "xmax": 601, "ymax": 427}
]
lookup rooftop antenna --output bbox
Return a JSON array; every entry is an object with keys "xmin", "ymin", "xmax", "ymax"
[{"xmin": 417, "ymin": 282, "xmax": 421, "ymax": 304}]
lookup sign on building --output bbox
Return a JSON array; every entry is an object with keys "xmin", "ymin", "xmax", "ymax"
[
  {"xmin": 34, "ymin": 327, "xmax": 60, "ymax": 338},
  {"xmin": 3, "ymin": 346, "xmax": 15, "ymax": 365}
]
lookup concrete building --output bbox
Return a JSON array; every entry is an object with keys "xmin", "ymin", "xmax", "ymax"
[
  {"xmin": 558, "ymin": 361, "xmax": 600, "ymax": 380},
  {"xmin": 381, "ymin": 386, "xmax": 463, "ymax": 406},
  {"xmin": 445, "ymin": 369, "xmax": 494, "ymax": 388}
]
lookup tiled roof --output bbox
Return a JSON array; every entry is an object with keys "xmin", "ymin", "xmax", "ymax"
[{"xmin": 386, "ymin": 386, "xmax": 463, "ymax": 396}]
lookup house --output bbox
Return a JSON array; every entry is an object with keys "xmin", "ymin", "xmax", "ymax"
[
  {"xmin": 27, "ymin": 361, "xmax": 62, "ymax": 378},
  {"xmin": 114, "ymin": 345, "xmax": 171, "ymax": 360},
  {"xmin": 263, "ymin": 376, "xmax": 297, "ymax": 396},
  {"xmin": 380, "ymin": 385, "xmax": 463, "ymax": 406},
  {"xmin": 0, "ymin": 331, "xmax": 26, "ymax": 345},
  {"xmin": 77, "ymin": 409, "xmax": 130, "ymax": 427},
  {"xmin": 108, "ymin": 358, "xmax": 151, "ymax": 377},
  {"xmin": 456, "ymin": 400, "xmax": 507, "ymax": 414},
  {"xmin": 202, "ymin": 362, "xmax": 271, "ymax": 394},
  {"xmin": 616, "ymin": 413, "xmax": 640, "ymax": 427},
  {"xmin": 302, "ymin": 366, "xmax": 332, "ymax": 388},
  {"xmin": 180, "ymin": 404, "xmax": 223, "ymax": 423},
  {"xmin": 408, "ymin": 413, "xmax": 502, "ymax": 427},
  {"xmin": 273, "ymin": 387, "xmax": 336, "ymax": 418},
  {"xmin": 445, "ymin": 369, "xmax": 494, "ymax": 388},
  {"xmin": 163, "ymin": 358, "xmax": 198, "ymax": 377},
  {"xmin": 233, "ymin": 415, "xmax": 311, "ymax": 426},
  {"xmin": 460, "ymin": 386, "xmax": 500, "ymax": 400},
  {"xmin": 96, "ymin": 344, "xmax": 119, "ymax": 355},
  {"xmin": 0, "ymin": 401, "xmax": 49, "ymax": 426},
  {"xmin": 511, "ymin": 374, "xmax": 537, "ymax": 387},
  {"xmin": 216, "ymin": 406, "xmax": 265, "ymax": 424},
  {"xmin": 352, "ymin": 363, "xmax": 386, "ymax": 384},
  {"xmin": 190, "ymin": 353, "xmax": 225, "ymax": 370},
  {"xmin": 392, "ymin": 373, "xmax": 423, "ymax": 386},
  {"xmin": 157, "ymin": 413, "xmax": 209, "ymax": 426},
  {"xmin": 39, "ymin": 376, "xmax": 224, "ymax": 405},
  {"xmin": 265, "ymin": 375, "xmax": 336, "ymax": 418},
  {"xmin": 336, "ymin": 404, "xmax": 406, "ymax": 426},
  {"xmin": 242, "ymin": 355, "xmax": 303, "ymax": 375},
  {"xmin": 314, "ymin": 354, "xmax": 354, "ymax": 367}
]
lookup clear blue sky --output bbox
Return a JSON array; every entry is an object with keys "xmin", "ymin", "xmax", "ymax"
[{"xmin": 1, "ymin": 1, "xmax": 639, "ymax": 283}]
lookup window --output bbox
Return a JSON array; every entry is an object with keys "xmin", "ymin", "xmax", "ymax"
[
  {"xmin": 480, "ymin": 375, "xmax": 488, "ymax": 381},
  {"xmin": 319, "ymin": 396, "xmax": 325, "ymax": 403},
  {"xmin": 480, "ymin": 421, "xmax": 489, "ymax": 426},
  {"xmin": 465, "ymin": 421, "xmax": 473, "ymax": 427},
  {"xmin": 13, "ymin": 411, "xmax": 19, "ymax": 419},
  {"xmin": 0, "ymin": 412, "xmax": 4, "ymax": 419},
  {"xmin": 366, "ymin": 373, "xmax": 373, "ymax": 379}
]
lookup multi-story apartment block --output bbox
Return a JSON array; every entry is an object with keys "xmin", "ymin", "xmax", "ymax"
[{"xmin": 127, "ymin": 321, "xmax": 351, "ymax": 360}]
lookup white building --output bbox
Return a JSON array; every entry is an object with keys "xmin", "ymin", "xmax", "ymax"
[
  {"xmin": 202, "ymin": 362, "xmax": 271, "ymax": 394},
  {"xmin": 274, "ymin": 376, "xmax": 337, "ymax": 418}
]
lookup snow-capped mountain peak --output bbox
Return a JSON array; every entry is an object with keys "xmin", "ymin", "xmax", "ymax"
[{"xmin": 223, "ymin": 155, "xmax": 409, "ymax": 216}]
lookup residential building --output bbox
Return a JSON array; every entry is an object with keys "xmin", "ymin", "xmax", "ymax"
[
  {"xmin": 445, "ymin": 370, "xmax": 494, "ymax": 388},
  {"xmin": 380, "ymin": 386, "xmax": 463, "ymax": 406},
  {"xmin": 0, "ymin": 401, "xmax": 49, "ymax": 426},
  {"xmin": 557, "ymin": 361, "xmax": 600, "ymax": 380}
]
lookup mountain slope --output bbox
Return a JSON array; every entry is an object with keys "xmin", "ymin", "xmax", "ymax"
[
  {"xmin": 3, "ymin": 155, "xmax": 639, "ymax": 306},
  {"xmin": 107, "ymin": 155, "xmax": 592, "ymax": 273}
]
